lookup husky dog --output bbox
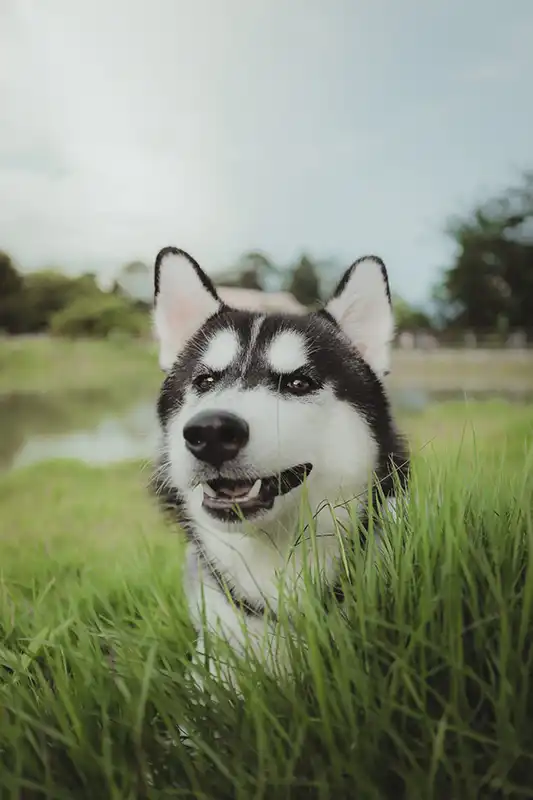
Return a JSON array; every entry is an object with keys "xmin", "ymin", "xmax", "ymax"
[{"xmin": 152, "ymin": 247, "xmax": 408, "ymax": 678}]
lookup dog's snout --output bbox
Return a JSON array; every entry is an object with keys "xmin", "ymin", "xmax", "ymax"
[{"xmin": 183, "ymin": 411, "xmax": 249, "ymax": 467}]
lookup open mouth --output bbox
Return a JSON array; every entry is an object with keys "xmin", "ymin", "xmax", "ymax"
[{"xmin": 200, "ymin": 463, "xmax": 313, "ymax": 520}]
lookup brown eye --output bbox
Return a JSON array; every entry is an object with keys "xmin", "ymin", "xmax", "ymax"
[
  {"xmin": 285, "ymin": 374, "xmax": 316, "ymax": 395},
  {"xmin": 193, "ymin": 373, "xmax": 219, "ymax": 393}
]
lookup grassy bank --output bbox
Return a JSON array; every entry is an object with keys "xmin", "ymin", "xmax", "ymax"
[
  {"xmin": 0, "ymin": 401, "xmax": 532, "ymax": 797},
  {"xmin": 389, "ymin": 348, "xmax": 533, "ymax": 391},
  {"xmin": 2, "ymin": 336, "xmax": 533, "ymax": 397},
  {"xmin": 0, "ymin": 336, "xmax": 160, "ymax": 395}
]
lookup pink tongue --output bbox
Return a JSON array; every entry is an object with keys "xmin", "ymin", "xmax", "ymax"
[{"xmin": 218, "ymin": 482, "xmax": 252, "ymax": 499}]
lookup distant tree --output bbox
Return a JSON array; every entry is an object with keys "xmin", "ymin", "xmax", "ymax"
[
  {"xmin": 237, "ymin": 267, "xmax": 263, "ymax": 291},
  {"xmin": 239, "ymin": 251, "xmax": 279, "ymax": 290},
  {"xmin": 21, "ymin": 270, "xmax": 102, "ymax": 332},
  {"xmin": 218, "ymin": 251, "xmax": 280, "ymax": 291},
  {"xmin": 435, "ymin": 172, "xmax": 533, "ymax": 331},
  {"xmin": 287, "ymin": 255, "xmax": 321, "ymax": 307},
  {"xmin": 0, "ymin": 251, "xmax": 25, "ymax": 333},
  {"xmin": 0, "ymin": 251, "xmax": 22, "ymax": 297},
  {"xmin": 50, "ymin": 294, "xmax": 149, "ymax": 339},
  {"xmin": 310, "ymin": 257, "xmax": 344, "ymax": 300},
  {"xmin": 393, "ymin": 294, "xmax": 433, "ymax": 332}
]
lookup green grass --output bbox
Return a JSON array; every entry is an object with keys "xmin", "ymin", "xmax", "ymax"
[
  {"xmin": 2, "ymin": 336, "xmax": 532, "ymax": 396},
  {"xmin": 389, "ymin": 349, "xmax": 533, "ymax": 392},
  {"xmin": 0, "ymin": 402, "xmax": 532, "ymax": 798},
  {"xmin": 0, "ymin": 337, "xmax": 160, "ymax": 395}
]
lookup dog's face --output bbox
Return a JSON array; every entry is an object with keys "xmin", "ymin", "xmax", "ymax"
[{"xmin": 154, "ymin": 248, "xmax": 398, "ymax": 531}]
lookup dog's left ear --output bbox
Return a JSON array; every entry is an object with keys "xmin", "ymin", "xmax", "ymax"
[
  {"xmin": 153, "ymin": 246, "xmax": 223, "ymax": 371},
  {"xmin": 324, "ymin": 255, "xmax": 394, "ymax": 377}
]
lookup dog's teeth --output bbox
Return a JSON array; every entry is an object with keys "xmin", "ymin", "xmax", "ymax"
[
  {"xmin": 192, "ymin": 484, "xmax": 204, "ymax": 501},
  {"xmin": 202, "ymin": 483, "xmax": 216, "ymax": 498},
  {"xmin": 247, "ymin": 479, "xmax": 262, "ymax": 499}
]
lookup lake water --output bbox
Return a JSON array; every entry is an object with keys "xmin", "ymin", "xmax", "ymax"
[{"xmin": 1, "ymin": 387, "xmax": 531, "ymax": 472}]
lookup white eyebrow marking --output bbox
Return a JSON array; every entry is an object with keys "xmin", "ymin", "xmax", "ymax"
[
  {"xmin": 202, "ymin": 329, "xmax": 240, "ymax": 371},
  {"xmin": 266, "ymin": 331, "xmax": 308, "ymax": 373},
  {"xmin": 240, "ymin": 315, "xmax": 265, "ymax": 373}
]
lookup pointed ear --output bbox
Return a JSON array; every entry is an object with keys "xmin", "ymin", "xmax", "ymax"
[
  {"xmin": 324, "ymin": 255, "xmax": 394, "ymax": 377},
  {"xmin": 153, "ymin": 247, "xmax": 223, "ymax": 370}
]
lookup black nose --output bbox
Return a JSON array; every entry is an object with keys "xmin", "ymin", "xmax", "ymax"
[{"xmin": 183, "ymin": 411, "xmax": 249, "ymax": 468}]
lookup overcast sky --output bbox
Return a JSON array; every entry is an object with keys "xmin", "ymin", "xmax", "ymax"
[{"xmin": 1, "ymin": 0, "xmax": 532, "ymax": 304}]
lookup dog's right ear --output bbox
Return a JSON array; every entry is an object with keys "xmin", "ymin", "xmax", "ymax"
[
  {"xmin": 153, "ymin": 247, "xmax": 223, "ymax": 371},
  {"xmin": 324, "ymin": 255, "xmax": 394, "ymax": 378}
]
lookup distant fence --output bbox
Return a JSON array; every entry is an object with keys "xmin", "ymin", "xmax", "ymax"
[{"xmin": 394, "ymin": 330, "xmax": 533, "ymax": 351}]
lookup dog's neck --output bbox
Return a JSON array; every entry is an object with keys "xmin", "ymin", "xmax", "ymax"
[
  {"xmin": 152, "ymin": 448, "xmax": 409, "ymax": 612},
  {"xmin": 188, "ymin": 495, "xmax": 364, "ymax": 610}
]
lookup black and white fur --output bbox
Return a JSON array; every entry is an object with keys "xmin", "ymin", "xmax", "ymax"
[{"xmin": 152, "ymin": 246, "xmax": 409, "ymax": 677}]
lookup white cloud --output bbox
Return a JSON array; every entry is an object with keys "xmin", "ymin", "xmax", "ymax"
[
  {"xmin": 1, "ymin": 0, "xmax": 533, "ymax": 303},
  {"xmin": 3, "ymin": 1, "xmax": 370, "ymax": 274}
]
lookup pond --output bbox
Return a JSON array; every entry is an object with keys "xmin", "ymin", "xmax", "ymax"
[{"xmin": 1, "ymin": 387, "xmax": 532, "ymax": 472}]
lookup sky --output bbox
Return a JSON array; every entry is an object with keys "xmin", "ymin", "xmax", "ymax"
[{"xmin": 1, "ymin": 0, "xmax": 533, "ymax": 305}]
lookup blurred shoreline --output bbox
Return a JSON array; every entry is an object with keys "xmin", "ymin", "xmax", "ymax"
[
  {"xmin": 389, "ymin": 348, "xmax": 533, "ymax": 391},
  {"xmin": 1, "ymin": 335, "xmax": 533, "ymax": 392}
]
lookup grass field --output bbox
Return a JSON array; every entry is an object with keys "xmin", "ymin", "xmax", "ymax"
[
  {"xmin": 0, "ymin": 337, "xmax": 160, "ymax": 395},
  {"xmin": 1, "ymin": 338, "xmax": 533, "ymax": 797},
  {"xmin": 1, "ymin": 336, "xmax": 533, "ymax": 395}
]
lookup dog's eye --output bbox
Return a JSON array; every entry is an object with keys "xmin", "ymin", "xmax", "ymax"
[
  {"xmin": 284, "ymin": 374, "xmax": 316, "ymax": 395},
  {"xmin": 193, "ymin": 372, "xmax": 219, "ymax": 393}
]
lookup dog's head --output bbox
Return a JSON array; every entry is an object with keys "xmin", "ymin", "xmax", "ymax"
[{"xmin": 153, "ymin": 247, "xmax": 403, "ymax": 531}]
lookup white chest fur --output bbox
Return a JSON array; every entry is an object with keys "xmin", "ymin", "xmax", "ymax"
[{"xmin": 183, "ymin": 501, "xmax": 360, "ymax": 666}]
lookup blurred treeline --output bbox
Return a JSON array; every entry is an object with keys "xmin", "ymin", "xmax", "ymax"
[
  {"xmin": 1, "ymin": 173, "xmax": 532, "ymax": 340},
  {"xmin": 0, "ymin": 261, "xmax": 152, "ymax": 339}
]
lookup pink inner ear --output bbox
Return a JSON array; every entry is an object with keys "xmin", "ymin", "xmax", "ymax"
[
  {"xmin": 154, "ymin": 259, "xmax": 221, "ymax": 370},
  {"xmin": 157, "ymin": 294, "xmax": 218, "ymax": 354},
  {"xmin": 325, "ymin": 261, "xmax": 393, "ymax": 378},
  {"xmin": 169, "ymin": 301, "xmax": 210, "ymax": 338}
]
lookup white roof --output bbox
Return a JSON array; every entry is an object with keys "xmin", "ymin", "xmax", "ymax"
[{"xmin": 217, "ymin": 287, "xmax": 305, "ymax": 314}]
